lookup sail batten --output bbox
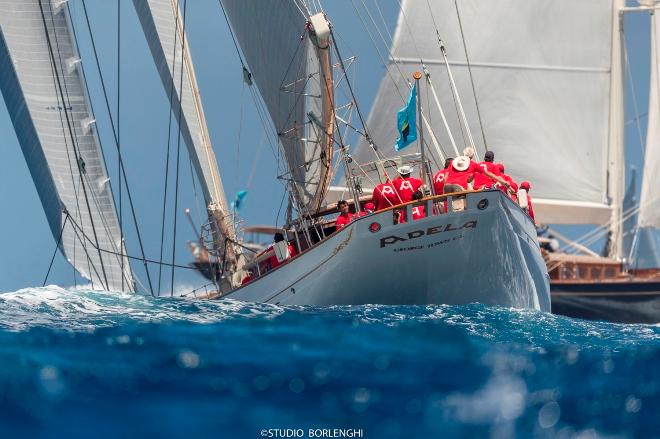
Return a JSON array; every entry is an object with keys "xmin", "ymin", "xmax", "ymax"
[
  {"xmin": 0, "ymin": 0, "xmax": 133, "ymax": 291},
  {"xmin": 355, "ymin": 0, "xmax": 617, "ymax": 225}
]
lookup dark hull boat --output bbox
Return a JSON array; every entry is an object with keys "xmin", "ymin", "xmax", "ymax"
[{"xmin": 547, "ymin": 253, "xmax": 660, "ymax": 323}]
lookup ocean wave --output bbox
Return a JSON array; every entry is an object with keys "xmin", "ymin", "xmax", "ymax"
[{"xmin": 0, "ymin": 286, "xmax": 658, "ymax": 348}]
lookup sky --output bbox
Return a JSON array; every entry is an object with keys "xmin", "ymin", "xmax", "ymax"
[{"xmin": 0, "ymin": 1, "xmax": 655, "ymax": 293}]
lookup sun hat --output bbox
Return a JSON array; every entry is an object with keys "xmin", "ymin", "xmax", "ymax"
[
  {"xmin": 452, "ymin": 156, "xmax": 470, "ymax": 172},
  {"xmin": 397, "ymin": 165, "xmax": 413, "ymax": 175}
]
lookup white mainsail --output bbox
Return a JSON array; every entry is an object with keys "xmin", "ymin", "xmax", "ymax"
[
  {"xmin": 355, "ymin": 0, "xmax": 621, "ymax": 226},
  {"xmin": 218, "ymin": 0, "xmax": 334, "ymax": 214},
  {"xmin": 0, "ymin": 0, "xmax": 133, "ymax": 291},
  {"xmin": 639, "ymin": 5, "xmax": 660, "ymax": 229}
]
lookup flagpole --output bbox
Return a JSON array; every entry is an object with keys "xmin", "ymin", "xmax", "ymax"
[{"xmin": 413, "ymin": 71, "xmax": 429, "ymax": 192}]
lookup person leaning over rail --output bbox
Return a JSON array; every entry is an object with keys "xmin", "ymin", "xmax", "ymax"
[
  {"xmin": 495, "ymin": 164, "xmax": 518, "ymax": 201},
  {"xmin": 473, "ymin": 150, "xmax": 501, "ymax": 189}
]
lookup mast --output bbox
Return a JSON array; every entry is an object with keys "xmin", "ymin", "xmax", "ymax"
[{"xmin": 606, "ymin": 0, "xmax": 626, "ymax": 260}]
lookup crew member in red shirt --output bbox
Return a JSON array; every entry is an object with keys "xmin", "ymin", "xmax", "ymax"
[
  {"xmin": 445, "ymin": 155, "xmax": 483, "ymax": 191},
  {"xmin": 473, "ymin": 150, "xmax": 501, "ymax": 189},
  {"xmin": 519, "ymin": 181, "xmax": 536, "ymax": 223},
  {"xmin": 372, "ymin": 178, "xmax": 401, "ymax": 211},
  {"xmin": 433, "ymin": 158, "xmax": 453, "ymax": 195},
  {"xmin": 392, "ymin": 165, "xmax": 423, "ymax": 203},
  {"xmin": 496, "ymin": 164, "xmax": 518, "ymax": 200},
  {"xmin": 260, "ymin": 232, "xmax": 297, "ymax": 273},
  {"xmin": 411, "ymin": 190, "xmax": 426, "ymax": 220},
  {"xmin": 335, "ymin": 200, "xmax": 356, "ymax": 229},
  {"xmin": 358, "ymin": 202, "xmax": 375, "ymax": 217}
]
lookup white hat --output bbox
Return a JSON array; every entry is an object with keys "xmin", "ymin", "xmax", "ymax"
[
  {"xmin": 397, "ymin": 165, "xmax": 413, "ymax": 175},
  {"xmin": 452, "ymin": 156, "xmax": 470, "ymax": 172}
]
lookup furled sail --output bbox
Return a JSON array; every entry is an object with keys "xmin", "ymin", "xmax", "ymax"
[
  {"xmin": 355, "ymin": 0, "xmax": 620, "ymax": 225},
  {"xmin": 218, "ymin": 0, "xmax": 334, "ymax": 214},
  {"xmin": 0, "ymin": 0, "xmax": 133, "ymax": 291},
  {"xmin": 638, "ymin": 6, "xmax": 660, "ymax": 229}
]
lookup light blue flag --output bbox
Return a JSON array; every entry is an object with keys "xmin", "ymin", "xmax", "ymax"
[
  {"xmin": 232, "ymin": 190, "xmax": 248, "ymax": 211},
  {"xmin": 395, "ymin": 83, "xmax": 417, "ymax": 151}
]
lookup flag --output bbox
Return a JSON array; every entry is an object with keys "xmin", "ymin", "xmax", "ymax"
[
  {"xmin": 232, "ymin": 190, "xmax": 248, "ymax": 211},
  {"xmin": 395, "ymin": 83, "xmax": 417, "ymax": 151}
]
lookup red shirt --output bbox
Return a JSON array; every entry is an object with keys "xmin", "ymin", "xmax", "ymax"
[
  {"xmin": 432, "ymin": 169, "xmax": 450, "ymax": 194},
  {"xmin": 473, "ymin": 161, "xmax": 500, "ymax": 189},
  {"xmin": 446, "ymin": 161, "xmax": 483, "ymax": 189},
  {"xmin": 335, "ymin": 212, "xmax": 355, "ymax": 229},
  {"xmin": 526, "ymin": 194, "xmax": 536, "ymax": 223},
  {"xmin": 392, "ymin": 176, "xmax": 422, "ymax": 203},
  {"xmin": 412, "ymin": 205, "xmax": 425, "ymax": 220},
  {"xmin": 241, "ymin": 274, "xmax": 254, "ymax": 285},
  {"xmin": 263, "ymin": 243, "xmax": 297, "ymax": 271},
  {"xmin": 372, "ymin": 182, "xmax": 400, "ymax": 210}
]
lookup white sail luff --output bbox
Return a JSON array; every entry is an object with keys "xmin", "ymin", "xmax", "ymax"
[{"xmin": 638, "ymin": 6, "xmax": 660, "ymax": 228}]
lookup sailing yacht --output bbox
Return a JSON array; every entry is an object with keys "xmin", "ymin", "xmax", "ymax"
[
  {"xmin": 0, "ymin": 0, "xmax": 550, "ymax": 311},
  {"xmin": 356, "ymin": 0, "xmax": 660, "ymax": 322}
]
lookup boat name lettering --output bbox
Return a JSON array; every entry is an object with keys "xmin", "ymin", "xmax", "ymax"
[{"xmin": 379, "ymin": 221, "xmax": 477, "ymax": 248}]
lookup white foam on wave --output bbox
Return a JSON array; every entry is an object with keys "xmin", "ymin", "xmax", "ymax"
[{"xmin": 0, "ymin": 285, "xmax": 284, "ymax": 331}]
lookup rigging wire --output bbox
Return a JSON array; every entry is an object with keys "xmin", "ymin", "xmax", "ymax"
[
  {"xmin": 117, "ymin": 0, "xmax": 124, "ymax": 291},
  {"xmin": 42, "ymin": 214, "xmax": 69, "ymax": 287},
  {"xmin": 170, "ymin": 0, "xmax": 189, "ymax": 297},
  {"xmin": 451, "ymin": 0, "xmax": 488, "ymax": 151},
  {"xmin": 80, "ymin": 0, "xmax": 155, "ymax": 295}
]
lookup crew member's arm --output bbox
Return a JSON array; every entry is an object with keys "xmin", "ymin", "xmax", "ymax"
[{"xmin": 484, "ymin": 170, "xmax": 513, "ymax": 193}]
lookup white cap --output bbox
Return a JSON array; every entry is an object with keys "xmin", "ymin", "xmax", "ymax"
[
  {"xmin": 462, "ymin": 147, "xmax": 475, "ymax": 159},
  {"xmin": 452, "ymin": 156, "xmax": 470, "ymax": 172},
  {"xmin": 398, "ymin": 165, "xmax": 413, "ymax": 175}
]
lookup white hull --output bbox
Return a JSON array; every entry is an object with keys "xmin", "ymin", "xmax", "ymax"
[{"xmin": 226, "ymin": 191, "xmax": 551, "ymax": 312}]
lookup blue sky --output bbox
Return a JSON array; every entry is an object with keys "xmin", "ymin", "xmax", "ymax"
[{"xmin": 0, "ymin": 1, "xmax": 654, "ymax": 293}]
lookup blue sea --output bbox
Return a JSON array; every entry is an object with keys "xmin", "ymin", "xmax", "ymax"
[{"xmin": 0, "ymin": 287, "xmax": 658, "ymax": 438}]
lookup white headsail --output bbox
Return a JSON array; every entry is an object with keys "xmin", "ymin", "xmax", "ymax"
[
  {"xmin": 0, "ymin": 0, "xmax": 133, "ymax": 291},
  {"xmin": 639, "ymin": 5, "xmax": 660, "ymax": 229},
  {"xmin": 218, "ymin": 0, "xmax": 334, "ymax": 214},
  {"xmin": 133, "ymin": 0, "xmax": 241, "ymax": 273},
  {"xmin": 355, "ymin": 0, "xmax": 623, "ymax": 226}
]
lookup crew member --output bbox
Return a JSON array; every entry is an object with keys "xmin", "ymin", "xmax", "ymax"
[
  {"xmin": 444, "ymin": 155, "xmax": 483, "ymax": 191},
  {"xmin": 335, "ymin": 200, "xmax": 355, "ymax": 229},
  {"xmin": 497, "ymin": 164, "xmax": 518, "ymax": 200},
  {"xmin": 519, "ymin": 181, "xmax": 535, "ymax": 223},
  {"xmin": 433, "ymin": 158, "xmax": 453, "ymax": 195},
  {"xmin": 358, "ymin": 202, "xmax": 376, "ymax": 217},
  {"xmin": 392, "ymin": 165, "xmax": 422, "ymax": 203},
  {"xmin": 473, "ymin": 150, "xmax": 500, "ymax": 189},
  {"xmin": 411, "ymin": 190, "xmax": 426, "ymax": 220},
  {"xmin": 372, "ymin": 178, "xmax": 401, "ymax": 211},
  {"xmin": 262, "ymin": 232, "xmax": 297, "ymax": 272}
]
